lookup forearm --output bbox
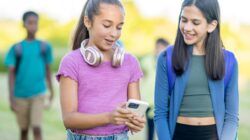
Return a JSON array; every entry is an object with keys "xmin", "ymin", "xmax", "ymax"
[
  {"xmin": 63, "ymin": 111, "xmax": 111, "ymax": 129},
  {"xmin": 154, "ymin": 117, "xmax": 171, "ymax": 140},
  {"xmin": 221, "ymin": 121, "xmax": 238, "ymax": 140},
  {"xmin": 8, "ymin": 68, "xmax": 15, "ymax": 100},
  {"xmin": 154, "ymin": 88, "xmax": 171, "ymax": 140},
  {"xmin": 46, "ymin": 65, "xmax": 54, "ymax": 94},
  {"xmin": 127, "ymin": 82, "xmax": 141, "ymax": 100}
]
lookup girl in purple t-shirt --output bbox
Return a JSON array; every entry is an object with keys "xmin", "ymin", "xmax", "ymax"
[{"xmin": 56, "ymin": 0, "xmax": 145, "ymax": 139}]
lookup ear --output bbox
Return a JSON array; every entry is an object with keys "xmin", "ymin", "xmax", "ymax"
[
  {"xmin": 84, "ymin": 16, "xmax": 92, "ymax": 29},
  {"xmin": 208, "ymin": 20, "xmax": 218, "ymax": 33}
]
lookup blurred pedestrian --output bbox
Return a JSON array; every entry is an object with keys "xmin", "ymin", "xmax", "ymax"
[{"xmin": 5, "ymin": 11, "xmax": 54, "ymax": 140}]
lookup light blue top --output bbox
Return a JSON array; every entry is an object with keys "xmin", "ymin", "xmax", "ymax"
[
  {"xmin": 154, "ymin": 48, "xmax": 239, "ymax": 140},
  {"xmin": 5, "ymin": 39, "xmax": 53, "ymax": 98}
]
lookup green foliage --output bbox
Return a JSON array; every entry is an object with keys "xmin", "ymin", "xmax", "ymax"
[
  {"xmin": 121, "ymin": 0, "xmax": 177, "ymax": 56},
  {"xmin": 0, "ymin": 52, "xmax": 7, "ymax": 72},
  {"xmin": 0, "ymin": 1, "xmax": 249, "ymax": 81},
  {"xmin": 38, "ymin": 15, "xmax": 77, "ymax": 48}
]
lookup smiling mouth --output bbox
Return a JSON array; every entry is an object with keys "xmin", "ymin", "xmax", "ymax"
[
  {"xmin": 105, "ymin": 39, "xmax": 115, "ymax": 45},
  {"xmin": 183, "ymin": 33, "xmax": 195, "ymax": 40}
]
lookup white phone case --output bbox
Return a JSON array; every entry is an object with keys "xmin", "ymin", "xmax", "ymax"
[{"xmin": 126, "ymin": 99, "xmax": 149, "ymax": 116}]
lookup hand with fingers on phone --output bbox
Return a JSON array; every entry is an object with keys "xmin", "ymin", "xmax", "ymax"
[
  {"xmin": 126, "ymin": 114, "xmax": 146, "ymax": 134},
  {"xmin": 108, "ymin": 102, "xmax": 134, "ymax": 125}
]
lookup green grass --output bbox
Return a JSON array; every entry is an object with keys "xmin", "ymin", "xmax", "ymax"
[{"xmin": 238, "ymin": 88, "xmax": 250, "ymax": 139}]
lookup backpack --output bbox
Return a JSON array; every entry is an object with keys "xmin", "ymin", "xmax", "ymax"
[
  {"xmin": 14, "ymin": 40, "xmax": 47, "ymax": 74},
  {"xmin": 165, "ymin": 46, "xmax": 238, "ymax": 140}
]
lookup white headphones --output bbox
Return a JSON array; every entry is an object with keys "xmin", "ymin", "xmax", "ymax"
[{"xmin": 80, "ymin": 39, "xmax": 125, "ymax": 67}]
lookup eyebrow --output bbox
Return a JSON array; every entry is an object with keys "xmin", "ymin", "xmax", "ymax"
[
  {"xmin": 180, "ymin": 16, "xmax": 201, "ymax": 22},
  {"xmin": 102, "ymin": 19, "xmax": 124, "ymax": 25}
]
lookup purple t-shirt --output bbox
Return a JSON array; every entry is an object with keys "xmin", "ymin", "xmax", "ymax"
[{"xmin": 56, "ymin": 49, "xmax": 143, "ymax": 135}]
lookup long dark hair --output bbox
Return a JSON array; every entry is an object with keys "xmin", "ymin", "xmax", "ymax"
[
  {"xmin": 72, "ymin": 0, "xmax": 124, "ymax": 50},
  {"xmin": 173, "ymin": 0, "xmax": 225, "ymax": 80}
]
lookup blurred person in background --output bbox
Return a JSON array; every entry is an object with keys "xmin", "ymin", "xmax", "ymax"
[
  {"xmin": 5, "ymin": 11, "xmax": 54, "ymax": 140},
  {"xmin": 140, "ymin": 38, "xmax": 169, "ymax": 140}
]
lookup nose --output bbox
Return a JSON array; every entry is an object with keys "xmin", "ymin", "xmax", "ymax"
[
  {"xmin": 183, "ymin": 22, "xmax": 193, "ymax": 32},
  {"xmin": 110, "ymin": 27, "xmax": 120, "ymax": 39}
]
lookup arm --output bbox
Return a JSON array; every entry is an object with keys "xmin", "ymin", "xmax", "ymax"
[
  {"xmin": 125, "ymin": 55, "xmax": 145, "ymax": 133},
  {"xmin": 44, "ymin": 44, "xmax": 54, "ymax": 105},
  {"xmin": 128, "ymin": 82, "xmax": 141, "ymax": 100},
  {"xmin": 5, "ymin": 46, "xmax": 16, "ymax": 112},
  {"xmin": 154, "ymin": 52, "xmax": 172, "ymax": 140},
  {"xmin": 45, "ymin": 64, "xmax": 54, "ymax": 105},
  {"xmin": 221, "ymin": 57, "xmax": 239, "ymax": 140},
  {"xmin": 8, "ymin": 67, "xmax": 16, "ymax": 112},
  {"xmin": 127, "ymin": 55, "xmax": 143, "ymax": 100},
  {"xmin": 60, "ymin": 76, "xmax": 132, "ymax": 129},
  {"xmin": 126, "ymin": 81, "xmax": 146, "ymax": 133}
]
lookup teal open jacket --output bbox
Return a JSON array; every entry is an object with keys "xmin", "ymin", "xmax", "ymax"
[{"xmin": 154, "ymin": 47, "xmax": 239, "ymax": 140}]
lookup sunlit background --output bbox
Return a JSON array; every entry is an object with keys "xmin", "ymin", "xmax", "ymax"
[{"xmin": 0, "ymin": 0, "xmax": 250, "ymax": 139}]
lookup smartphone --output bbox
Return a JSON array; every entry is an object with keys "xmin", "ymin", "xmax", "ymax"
[{"xmin": 126, "ymin": 99, "xmax": 149, "ymax": 117}]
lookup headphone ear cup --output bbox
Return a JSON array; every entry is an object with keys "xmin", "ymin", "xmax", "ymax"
[
  {"xmin": 112, "ymin": 47, "xmax": 125, "ymax": 67},
  {"xmin": 83, "ymin": 47, "xmax": 103, "ymax": 66}
]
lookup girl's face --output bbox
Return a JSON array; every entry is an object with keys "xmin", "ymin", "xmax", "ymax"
[
  {"xmin": 85, "ymin": 3, "xmax": 124, "ymax": 52},
  {"xmin": 179, "ymin": 5, "xmax": 215, "ymax": 48}
]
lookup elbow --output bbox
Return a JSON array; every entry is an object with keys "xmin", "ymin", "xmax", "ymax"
[
  {"xmin": 224, "ymin": 112, "xmax": 239, "ymax": 126},
  {"xmin": 62, "ymin": 114, "xmax": 77, "ymax": 129},
  {"xmin": 154, "ymin": 110, "xmax": 168, "ymax": 122},
  {"xmin": 63, "ymin": 116, "xmax": 72, "ymax": 128}
]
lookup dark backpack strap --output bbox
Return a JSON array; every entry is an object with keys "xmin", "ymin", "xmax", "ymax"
[
  {"xmin": 38, "ymin": 40, "xmax": 47, "ymax": 64},
  {"xmin": 14, "ymin": 43, "xmax": 22, "ymax": 74},
  {"xmin": 166, "ymin": 45, "xmax": 176, "ymax": 96}
]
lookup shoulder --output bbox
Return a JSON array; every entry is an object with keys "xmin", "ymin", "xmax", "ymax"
[
  {"xmin": 166, "ymin": 45, "xmax": 174, "ymax": 52},
  {"xmin": 12, "ymin": 40, "xmax": 24, "ymax": 48},
  {"xmin": 223, "ymin": 49, "xmax": 237, "ymax": 63},
  {"xmin": 223, "ymin": 49, "xmax": 235, "ymax": 57},
  {"xmin": 155, "ymin": 51, "xmax": 168, "ymax": 72},
  {"xmin": 61, "ymin": 49, "xmax": 82, "ymax": 62},
  {"xmin": 7, "ymin": 41, "xmax": 23, "ymax": 53},
  {"xmin": 58, "ymin": 49, "xmax": 83, "ymax": 72},
  {"xmin": 158, "ymin": 50, "xmax": 166, "ymax": 61}
]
